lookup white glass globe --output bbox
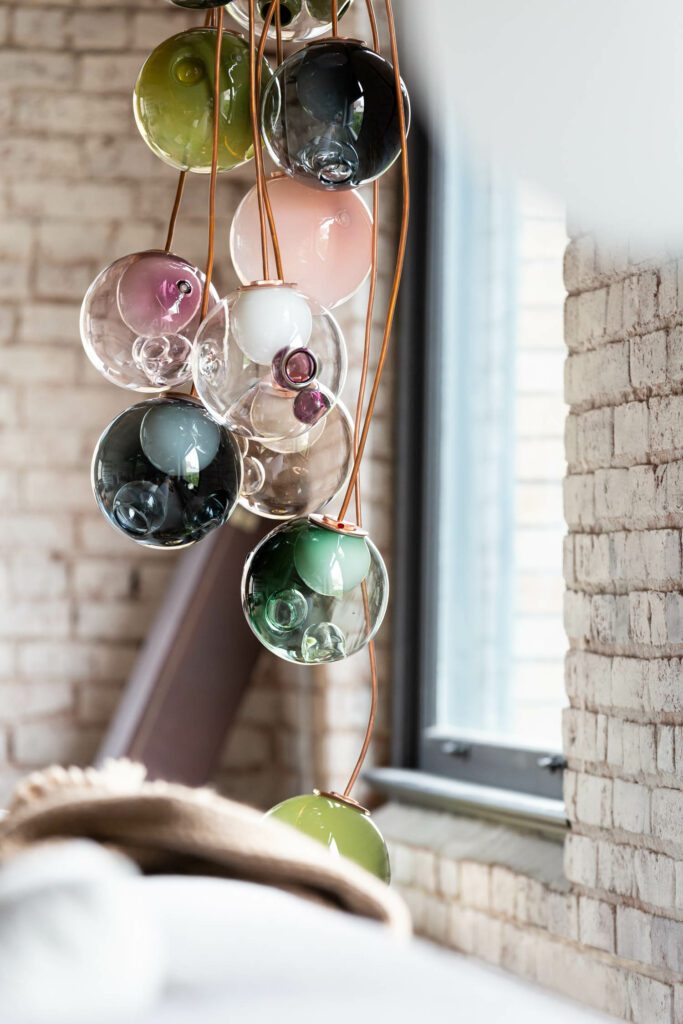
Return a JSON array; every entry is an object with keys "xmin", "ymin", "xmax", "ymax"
[{"xmin": 232, "ymin": 284, "xmax": 313, "ymax": 364}]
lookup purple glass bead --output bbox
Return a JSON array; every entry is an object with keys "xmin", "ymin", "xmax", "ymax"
[
  {"xmin": 293, "ymin": 387, "xmax": 330, "ymax": 425},
  {"xmin": 272, "ymin": 346, "xmax": 318, "ymax": 391},
  {"xmin": 117, "ymin": 252, "xmax": 201, "ymax": 337}
]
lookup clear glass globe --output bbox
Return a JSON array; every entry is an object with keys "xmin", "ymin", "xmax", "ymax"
[
  {"xmin": 192, "ymin": 283, "xmax": 346, "ymax": 443},
  {"xmin": 265, "ymin": 792, "xmax": 390, "ymax": 883},
  {"xmin": 261, "ymin": 39, "xmax": 410, "ymax": 190},
  {"xmin": 230, "ymin": 176, "xmax": 373, "ymax": 311},
  {"xmin": 242, "ymin": 516, "xmax": 388, "ymax": 663},
  {"xmin": 228, "ymin": 0, "xmax": 353, "ymax": 42},
  {"xmin": 92, "ymin": 395, "xmax": 242, "ymax": 548},
  {"xmin": 81, "ymin": 251, "xmax": 218, "ymax": 392},
  {"xmin": 134, "ymin": 28, "xmax": 270, "ymax": 173},
  {"xmin": 239, "ymin": 400, "xmax": 353, "ymax": 519}
]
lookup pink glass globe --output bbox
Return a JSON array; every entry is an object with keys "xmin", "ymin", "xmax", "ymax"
[
  {"xmin": 81, "ymin": 250, "xmax": 218, "ymax": 392},
  {"xmin": 230, "ymin": 176, "xmax": 373, "ymax": 311},
  {"xmin": 117, "ymin": 252, "xmax": 202, "ymax": 336}
]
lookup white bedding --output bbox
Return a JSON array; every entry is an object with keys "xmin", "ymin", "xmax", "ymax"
[{"xmin": 0, "ymin": 841, "xmax": 615, "ymax": 1023}]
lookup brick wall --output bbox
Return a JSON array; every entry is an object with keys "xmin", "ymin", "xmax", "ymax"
[
  {"xmin": 377, "ymin": 232, "xmax": 683, "ymax": 1022},
  {"xmin": 0, "ymin": 0, "xmax": 394, "ymax": 809}
]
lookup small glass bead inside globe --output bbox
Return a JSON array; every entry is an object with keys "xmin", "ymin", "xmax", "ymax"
[
  {"xmin": 230, "ymin": 176, "xmax": 373, "ymax": 311},
  {"xmin": 228, "ymin": 0, "xmax": 353, "ymax": 42},
  {"xmin": 192, "ymin": 284, "xmax": 346, "ymax": 443},
  {"xmin": 238, "ymin": 400, "xmax": 353, "ymax": 520},
  {"xmin": 134, "ymin": 28, "xmax": 270, "ymax": 173},
  {"xmin": 92, "ymin": 396, "xmax": 242, "ymax": 549},
  {"xmin": 242, "ymin": 516, "xmax": 388, "ymax": 664},
  {"xmin": 261, "ymin": 39, "xmax": 410, "ymax": 191},
  {"xmin": 265, "ymin": 792, "xmax": 390, "ymax": 883},
  {"xmin": 81, "ymin": 251, "xmax": 218, "ymax": 392}
]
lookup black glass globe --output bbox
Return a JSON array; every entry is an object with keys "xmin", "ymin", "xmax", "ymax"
[
  {"xmin": 261, "ymin": 39, "xmax": 410, "ymax": 190},
  {"xmin": 92, "ymin": 396, "xmax": 242, "ymax": 549},
  {"xmin": 169, "ymin": 0, "xmax": 233, "ymax": 9}
]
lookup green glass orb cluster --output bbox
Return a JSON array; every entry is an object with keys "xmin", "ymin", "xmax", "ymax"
[
  {"xmin": 242, "ymin": 517, "xmax": 389, "ymax": 664},
  {"xmin": 265, "ymin": 792, "xmax": 390, "ymax": 883},
  {"xmin": 134, "ymin": 28, "xmax": 270, "ymax": 173}
]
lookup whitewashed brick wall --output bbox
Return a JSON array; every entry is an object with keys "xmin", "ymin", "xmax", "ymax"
[
  {"xmin": 0, "ymin": 0, "xmax": 394, "ymax": 810},
  {"xmin": 378, "ymin": 232, "xmax": 683, "ymax": 1022}
]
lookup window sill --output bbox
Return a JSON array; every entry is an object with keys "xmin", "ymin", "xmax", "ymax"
[{"xmin": 365, "ymin": 767, "xmax": 568, "ymax": 842}]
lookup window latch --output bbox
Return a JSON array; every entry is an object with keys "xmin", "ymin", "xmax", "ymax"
[
  {"xmin": 441, "ymin": 740, "xmax": 472, "ymax": 759},
  {"xmin": 537, "ymin": 754, "xmax": 566, "ymax": 773}
]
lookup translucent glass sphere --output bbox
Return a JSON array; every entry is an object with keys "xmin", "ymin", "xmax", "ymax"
[
  {"xmin": 134, "ymin": 28, "xmax": 270, "ymax": 173},
  {"xmin": 92, "ymin": 396, "xmax": 242, "ymax": 548},
  {"xmin": 265, "ymin": 792, "xmax": 390, "ymax": 883},
  {"xmin": 230, "ymin": 176, "xmax": 372, "ymax": 311},
  {"xmin": 228, "ymin": 0, "xmax": 352, "ymax": 42},
  {"xmin": 81, "ymin": 251, "xmax": 218, "ymax": 392},
  {"xmin": 192, "ymin": 283, "xmax": 346, "ymax": 443},
  {"xmin": 239, "ymin": 400, "xmax": 353, "ymax": 519},
  {"xmin": 261, "ymin": 39, "xmax": 410, "ymax": 190},
  {"xmin": 242, "ymin": 516, "xmax": 388, "ymax": 663}
]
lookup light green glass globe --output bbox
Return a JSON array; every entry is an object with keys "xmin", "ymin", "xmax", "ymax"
[
  {"xmin": 293, "ymin": 523, "xmax": 371, "ymax": 598},
  {"xmin": 265, "ymin": 792, "xmax": 390, "ymax": 883},
  {"xmin": 134, "ymin": 28, "xmax": 271, "ymax": 173}
]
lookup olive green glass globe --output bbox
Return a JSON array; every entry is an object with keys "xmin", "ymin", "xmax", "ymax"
[
  {"xmin": 265, "ymin": 792, "xmax": 390, "ymax": 883},
  {"xmin": 134, "ymin": 28, "xmax": 270, "ymax": 173}
]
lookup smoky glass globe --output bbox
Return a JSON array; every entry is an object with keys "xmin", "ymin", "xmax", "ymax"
[
  {"xmin": 192, "ymin": 283, "xmax": 346, "ymax": 443},
  {"xmin": 92, "ymin": 396, "xmax": 242, "ymax": 548},
  {"xmin": 81, "ymin": 251, "xmax": 218, "ymax": 392},
  {"xmin": 228, "ymin": 0, "xmax": 353, "ymax": 42},
  {"xmin": 242, "ymin": 516, "xmax": 388, "ymax": 664},
  {"xmin": 261, "ymin": 39, "xmax": 410, "ymax": 190},
  {"xmin": 134, "ymin": 28, "xmax": 270, "ymax": 173},
  {"xmin": 238, "ymin": 400, "xmax": 353, "ymax": 519},
  {"xmin": 230, "ymin": 175, "xmax": 372, "ymax": 311},
  {"xmin": 169, "ymin": 0, "xmax": 233, "ymax": 8}
]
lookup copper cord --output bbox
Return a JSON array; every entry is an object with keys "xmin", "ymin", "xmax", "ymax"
[
  {"xmin": 336, "ymin": 0, "xmax": 409, "ymax": 523},
  {"xmin": 249, "ymin": 0, "xmax": 272, "ymax": 281},
  {"xmin": 332, "ymin": 0, "xmax": 339, "ymax": 36},
  {"xmin": 341, "ymin": 0, "xmax": 381, "ymax": 800},
  {"xmin": 257, "ymin": 1, "xmax": 285, "ymax": 281},
  {"xmin": 164, "ymin": 171, "xmax": 187, "ymax": 253},
  {"xmin": 274, "ymin": 0, "xmax": 284, "ymax": 68},
  {"xmin": 200, "ymin": 5, "xmax": 224, "ymax": 321}
]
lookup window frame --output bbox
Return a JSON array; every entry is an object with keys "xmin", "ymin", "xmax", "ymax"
[{"xmin": 384, "ymin": 114, "xmax": 566, "ymax": 809}]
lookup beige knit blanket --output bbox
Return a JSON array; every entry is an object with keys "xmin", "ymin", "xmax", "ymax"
[{"xmin": 0, "ymin": 760, "xmax": 410, "ymax": 935}]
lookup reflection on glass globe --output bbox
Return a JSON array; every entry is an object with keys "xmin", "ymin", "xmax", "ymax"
[
  {"xmin": 265, "ymin": 792, "xmax": 390, "ymax": 883},
  {"xmin": 261, "ymin": 39, "xmax": 410, "ymax": 190},
  {"xmin": 92, "ymin": 396, "xmax": 242, "ymax": 548},
  {"xmin": 191, "ymin": 284, "xmax": 346, "ymax": 443},
  {"xmin": 228, "ymin": 0, "xmax": 352, "ymax": 42},
  {"xmin": 230, "ymin": 176, "xmax": 372, "ymax": 311},
  {"xmin": 81, "ymin": 251, "xmax": 218, "ymax": 392},
  {"xmin": 238, "ymin": 400, "xmax": 352, "ymax": 519},
  {"xmin": 242, "ymin": 516, "xmax": 388, "ymax": 663},
  {"xmin": 134, "ymin": 28, "xmax": 270, "ymax": 173}
]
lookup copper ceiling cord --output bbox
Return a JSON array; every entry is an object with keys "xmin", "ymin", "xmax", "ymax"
[
  {"xmin": 249, "ymin": 0, "xmax": 276, "ymax": 282},
  {"xmin": 256, "ymin": 1, "xmax": 285, "ymax": 281},
  {"xmin": 274, "ymin": 0, "xmax": 284, "ymax": 67},
  {"xmin": 336, "ymin": 0, "xmax": 409, "ymax": 524},
  {"xmin": 332, "ymin": 0, "xmax": 339, "ymax": 36},
  {"xmin": 200, "ymin": 5, "xmax": 224, "ymax": 321},
  {"xmin": 164, "ymin": 171, "xmax": 187, "ymax": 253},
  {"xmin": 341, "ymin": 0, "xmax": 381, "ymax": 802}
]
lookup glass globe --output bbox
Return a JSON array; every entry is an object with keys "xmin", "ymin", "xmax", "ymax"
[
  {"xmin": 230, "ymin": 176, "xmax": 372, "ymax": 311},
  {"xmin": 192, "ymin": 283, "xmax": 347, "ymax": 443},
  {"xmin": 239, "ymin": 400, "xmax": 353, "ymax": 519},
  {"xmin": 92, "ymin": 395, "xmax": 242, "ymax": 548},
  {"xmin": 261, "ymin": 39, "xmax": 410, "ymax": 190},
  {"xmin": 169, "ymin": 0, "xmax": 232, "ymax": 7},
  {"xmin": 228, "ymin": 0, "xmax": 352, "ymax": 42},
  {"xmin": 265, "ymin": 792, "xmax": 390, "ymax": 882},
  {"xmin": 242, "ymin": 515, "xmax": 388, "ymax": 663},
  {"xmin": 81, "ymin": 251, "xmax": 218, "ymax": 392},
  {"xmin": 134, "ymin": 28, "xmax": 270, "ymax": 173}
]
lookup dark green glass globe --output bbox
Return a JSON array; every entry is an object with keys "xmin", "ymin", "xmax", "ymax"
[
  {"xmin": 134, "ymin": 28, "xmax": 270, "ymax": 173},
  {"xmin": 265, "ymin": 792, "xmax": 390, "ymax": 883}
]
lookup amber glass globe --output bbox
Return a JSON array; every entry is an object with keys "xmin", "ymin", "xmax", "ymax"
[
  {"xmin": 261, "ymin": 39, "xmax": 410, "ymax": 189},
  {"xmin": 265, "ymin": 792, "xmax": 390, "ymax": 883},
  {"xmin": 134, "ymin": 28, "xmax": 270, "ymax": 173},
  {"xmin": 242, "ymin": 516, "xmax": 388, "ymax": 664}
]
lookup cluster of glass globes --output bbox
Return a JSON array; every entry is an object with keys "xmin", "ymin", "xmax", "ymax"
[{"xmin": 80, "ymin": 0, "xmax": 409, "ymax": 881}]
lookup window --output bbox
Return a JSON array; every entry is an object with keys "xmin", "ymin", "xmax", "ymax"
[{"xmin": 390, "ymin": 118, "xmax": 567, "ymax": 804}]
